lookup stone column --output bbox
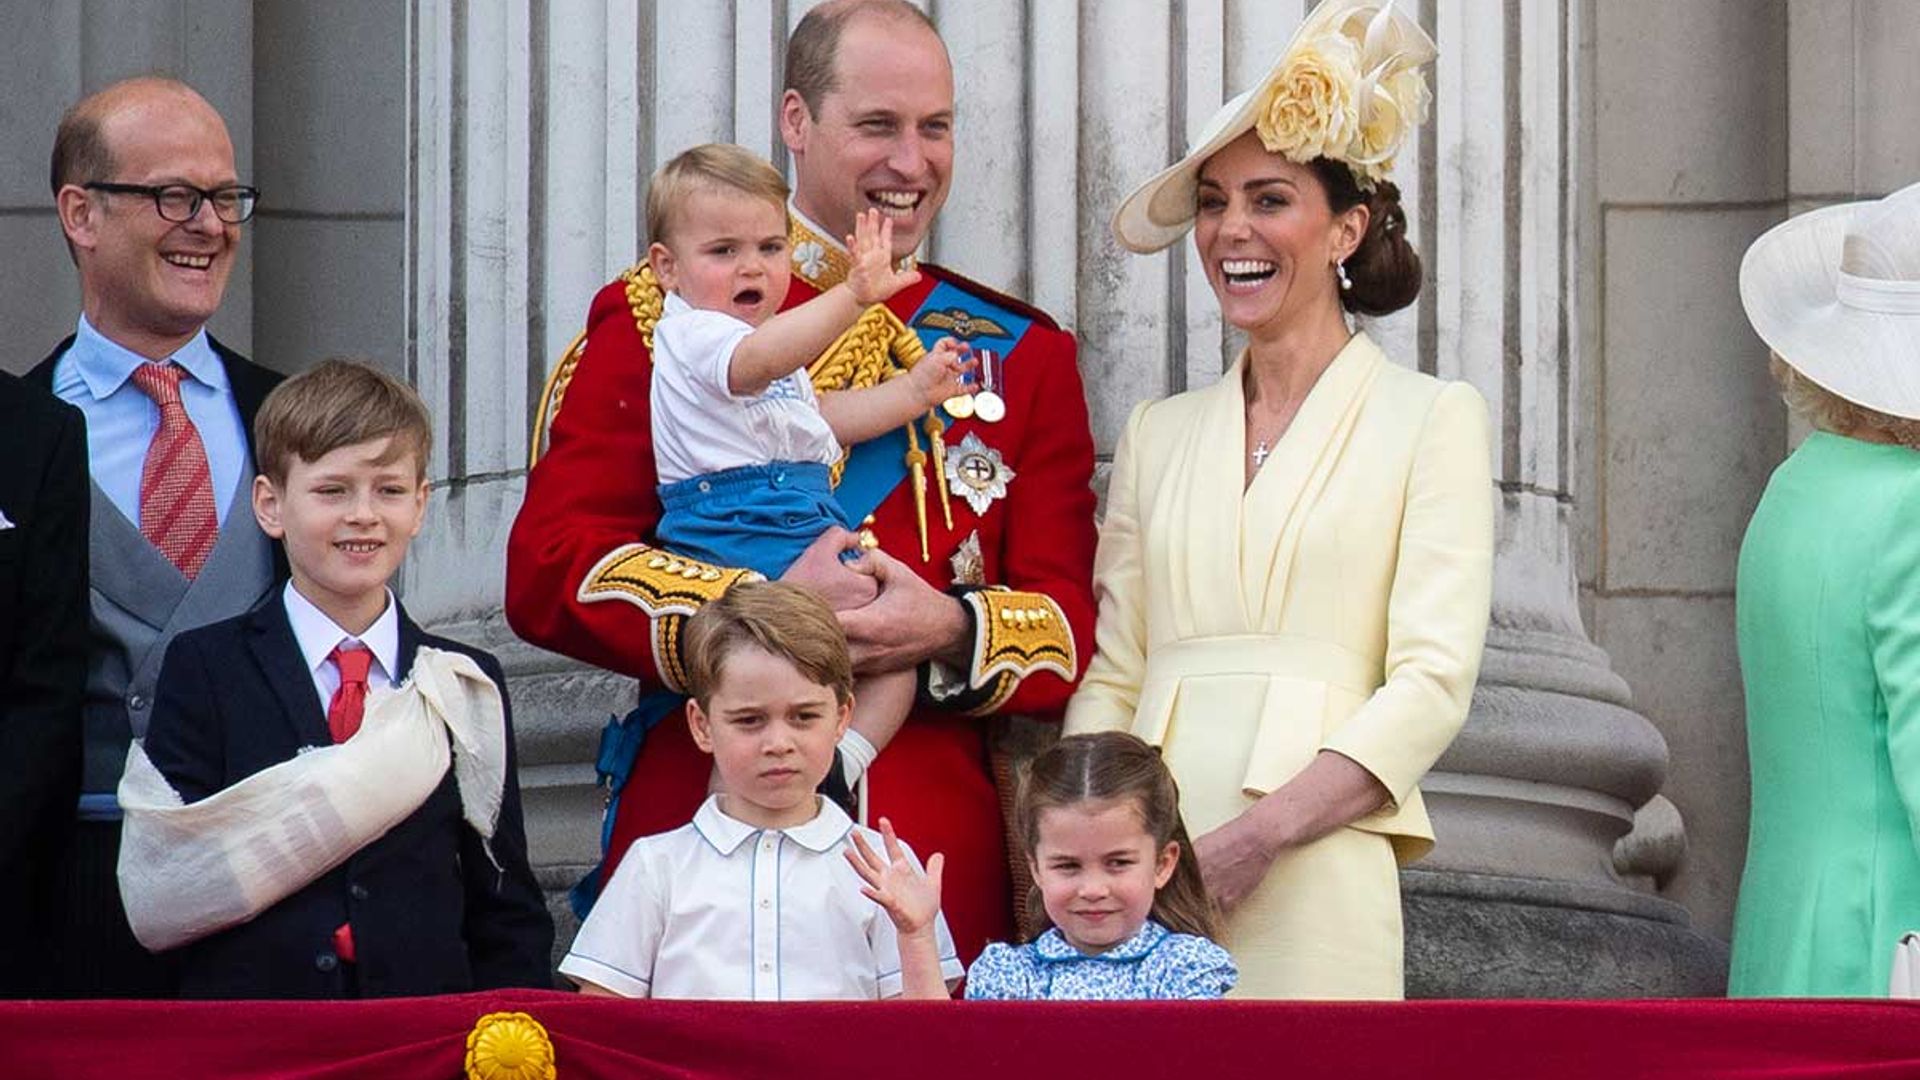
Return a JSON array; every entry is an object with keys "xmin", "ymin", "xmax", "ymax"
[{"xmin": 1379, "ymin": 0, "xmax": 1720, "ymax": 996}]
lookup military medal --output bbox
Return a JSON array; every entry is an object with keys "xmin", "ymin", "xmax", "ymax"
[
  {"xmin": 942, "ymin": 345, "xmax": 978, "ymax": 419},
  {"xmin": 972, "ymin": 390, "xmax": 1006, "ymax": 423},
  {"xmin": 972, "ymin": 347, "xmax": 1006, "ymax": 424},
  {"xmin": 946, "ymin": 431, "xmax": 1014, "ymax": 515}
]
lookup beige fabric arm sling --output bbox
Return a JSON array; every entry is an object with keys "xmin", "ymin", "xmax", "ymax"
[{"xmin": 115, "ymin": 647, "xmax": 507, "ymax": 953}]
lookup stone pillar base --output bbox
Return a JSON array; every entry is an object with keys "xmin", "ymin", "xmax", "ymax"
[{"xmin": 1404, "ymin": 868, "xmax": 1729, "ymax": 998}]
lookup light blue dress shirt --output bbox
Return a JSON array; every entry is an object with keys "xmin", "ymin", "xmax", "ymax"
[{"xmin": 50, "ymin": 315, "xmax": 249, "ymax": 527}]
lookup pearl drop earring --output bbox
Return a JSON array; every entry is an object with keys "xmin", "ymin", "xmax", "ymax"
[{"xmin": 1336, "ymin": 261, "xmax": 1352, "ymax": 291}]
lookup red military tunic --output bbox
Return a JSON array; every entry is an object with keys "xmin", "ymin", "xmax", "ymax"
[{"xmin": 504, "ymin": 214, "xmax": 1097, "ymax": 962}]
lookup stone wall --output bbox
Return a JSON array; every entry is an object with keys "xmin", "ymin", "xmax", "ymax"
[
  {"xmin": 1584, "ymin": 0, "xmax": 1920, "ymax": 940},
  {"xmin": 0, "ymin": 0, "xmax": 403, "ymax": 378}
]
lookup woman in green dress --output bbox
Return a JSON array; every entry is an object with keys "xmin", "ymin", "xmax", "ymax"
[{"xmin": 1731, "ymin": 180, "xmax": 1920, "ymax": 996}]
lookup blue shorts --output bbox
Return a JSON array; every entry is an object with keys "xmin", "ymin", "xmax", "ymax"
[{"xmin": 656, "ymin": 463, "xmax": 855, "ymax": 579}]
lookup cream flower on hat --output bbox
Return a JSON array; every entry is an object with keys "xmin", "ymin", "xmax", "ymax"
[
  {"xmin": 1112, "ymin": 0, "xmax": 1437, "ymax": 253},
  {"xmin": 1255, "ymin": 35, "xmax": 1363, "ymax": 164}
]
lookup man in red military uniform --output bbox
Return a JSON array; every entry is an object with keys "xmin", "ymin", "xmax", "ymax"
[{"xmin": 505, "ymin": 0, "xmax": 1095, "ymax": 963}]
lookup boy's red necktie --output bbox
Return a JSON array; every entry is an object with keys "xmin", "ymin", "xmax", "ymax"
[
  {"xmin": 327, "ymin": 644, "xmax": 374, "ymax": 743},
  {"xmin": 128, "ymin": 361, "xmax": 217, "ymax": 580},
  {"xmin": 326, "ymin": 643, "xmax": 374, "ymax": 966}
]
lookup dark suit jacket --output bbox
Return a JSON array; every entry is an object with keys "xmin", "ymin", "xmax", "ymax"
[
  {"xmin": 0, "ymin": 372, "xmax": 89, "ymax": 993},
  {"xmin": 141, "ymin": 591, "xmax": 555, "ymax": 998}
]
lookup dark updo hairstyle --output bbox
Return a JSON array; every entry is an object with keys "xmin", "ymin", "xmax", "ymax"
[
  {"xmin": 1308, "ymin": 158, "xmax": 1422, "ymax": 317},
  {"xmin": 1015, "ymin": 732, "xmax": 1220, "ymax": 942}
]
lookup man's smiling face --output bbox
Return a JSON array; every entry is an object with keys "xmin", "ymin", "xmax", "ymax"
[
  {"xmin": 73, "ymin": 85, "xmax": 241, "ymax": 356},
  {"xmin": 782, "ymin": 13, "xmax": 954, "ymax": 260}
]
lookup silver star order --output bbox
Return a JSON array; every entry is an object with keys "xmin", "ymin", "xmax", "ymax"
[{"xmin": 944, "ymin": 431, "xmax": 1014, "ymax": 516}]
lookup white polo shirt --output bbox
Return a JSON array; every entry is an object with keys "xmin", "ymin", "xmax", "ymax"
[
  {"xmin": 560, "ymin": 795, "xmax": 963, "ymax": 1000},
  {"xmin": 649, "ymin": 291, "xmax": 842, "ymax": 484}
]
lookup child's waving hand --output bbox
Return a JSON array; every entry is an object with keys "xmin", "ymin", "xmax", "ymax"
[
  {"xmin": 844, "ymin": 209, "xmax": 923, "ymax": 305},
  {"xmin": 846, "ymin": 816, "xmax": 944, "ymax": 937}
]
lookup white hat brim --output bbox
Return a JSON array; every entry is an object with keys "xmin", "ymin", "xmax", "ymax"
[
  {"xmin": 1739, "ymin": 199, "xmax": 1920, "ymax": 420},
  {"xmin": 1110, "ymin": 87, "xmax": 1261, "ymax": 255}
]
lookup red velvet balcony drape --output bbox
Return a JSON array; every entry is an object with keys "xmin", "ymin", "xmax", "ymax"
[{"xmin": 7, "ymin": 991, "xmax": 1919, "ymax": 1079}]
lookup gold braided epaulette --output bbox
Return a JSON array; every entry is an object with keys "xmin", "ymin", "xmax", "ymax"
[
  {"xmin": 623, "ymin": 262, "xmax": 665, "ymax": 349},
  {"xmin": 527, "ymin": 263, "xmax": 666, "ymax": 469},
  {"xmin": 958, "ymin": 588, "xmax": 1078, "ymax": 714},
  {"xmin": 809, "ymin": 304, "xmax": 927, "ymax": 394}
]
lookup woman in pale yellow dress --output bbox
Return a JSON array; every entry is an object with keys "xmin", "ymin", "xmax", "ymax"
[{"xmin": 1065, "ymin": 1, "xmax": 1493, "ymax": 999}]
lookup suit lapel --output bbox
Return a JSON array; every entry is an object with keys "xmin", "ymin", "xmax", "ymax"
[
  {"xmin": 211, "ymin": 336, "xmax": 279, "ymax": 436},
  {"xmin": 26, "ymin": 335, "xmax": 74, "ymax": 389},
  {"xmin": 395, "ymin": 603, "xmax": 423, "ymax": 684},
  {"xmin": 248, "ymin": 591, "xmax": 334, "ymax": 749},
  {"xmin": 1159, "ymin": 368, "xmax": 1257, "ymax": 635},
  {"xmin": 209, "ymin": 339, "xmax": 290, "ymax": 583}
]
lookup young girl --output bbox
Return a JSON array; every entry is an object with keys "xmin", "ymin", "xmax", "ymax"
[{"xmin": 969, "ymin": 732, "xmax": 1236, "ymax": 1000}]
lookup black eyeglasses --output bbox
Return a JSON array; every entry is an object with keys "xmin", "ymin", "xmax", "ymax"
[{"xmin": 83, "ymin": 182, "xmax": 260, "ymax": 224}]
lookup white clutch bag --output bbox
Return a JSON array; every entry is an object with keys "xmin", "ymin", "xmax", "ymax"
[{"xmin": 1891, "ymin": 932, "xmax": 1920, "ymax": 998}]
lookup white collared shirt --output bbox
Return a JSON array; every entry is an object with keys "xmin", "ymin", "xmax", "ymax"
[
  {"xmin": 649, "ymin": 291, "xmax": 843, "ymax": 484},
  {"xmin": 560, "ymin": 795, "xmax": 963, "ymax": 1000},
  {"xmin": 282, "ymin": 580, "xmax": 401, "ymax": 713}
]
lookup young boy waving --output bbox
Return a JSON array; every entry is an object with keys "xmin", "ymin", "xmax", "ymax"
[{"xmin": 560, "ymin": 581, "xmax": 959, "ymax": 1000}]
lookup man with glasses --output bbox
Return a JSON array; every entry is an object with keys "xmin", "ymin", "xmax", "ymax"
[{"xmin": 27, "ymin": 76, "xmax": 281, "ymax": 997}]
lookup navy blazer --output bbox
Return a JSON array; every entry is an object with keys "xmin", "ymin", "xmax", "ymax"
[
  {"xmin": 0, "ymin": 373, "xmax": 89, "ymax": 994},
  {"xmin": 141, "ymin": 591, "xmax": 554, "ymax": 998}
]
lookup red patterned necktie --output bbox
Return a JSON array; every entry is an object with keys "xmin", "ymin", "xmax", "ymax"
[
  {"xmin": 327, "ymin": 644, "xmax": 374, "ymax": 743},
  {"xmin": 325, "ymin": 643, "xmax": 374, "ymax": 967},
  {"xmin": 128, "ymin": 361, "xmax": 218, "ymax": 579}
]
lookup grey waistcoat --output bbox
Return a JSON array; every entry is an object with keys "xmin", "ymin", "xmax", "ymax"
[{"xmin": 80, "ymin": 475, "xmax": 276, "ymax": 800}]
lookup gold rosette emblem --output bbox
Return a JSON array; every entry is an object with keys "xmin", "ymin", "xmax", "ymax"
[{"xmin": 465, "ymin": 1011, "xmax": 556, "ymax": 1080}]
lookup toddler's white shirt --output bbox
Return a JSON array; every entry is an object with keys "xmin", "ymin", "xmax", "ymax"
[
  {"xmin": 650, "ymin": 291, "xmax": 842, "ymax": 484},
  {"xmin": 559, "ymin": 795, "xmax": 963, "ymax": 999}
]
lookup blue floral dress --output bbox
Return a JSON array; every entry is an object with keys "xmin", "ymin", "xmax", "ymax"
[{"xmin": 963, "ymin": 920, "xmax": 1236, "ymax": 1000}]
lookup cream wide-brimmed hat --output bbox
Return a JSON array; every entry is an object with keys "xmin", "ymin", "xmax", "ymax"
[
  {"xmin": 1110, "ymin": 0, "xmax": 1436, "ymax": 254},
  {"xmin": 1739, "ymin": 181, "xmax": 1920, "ymax": 419}
]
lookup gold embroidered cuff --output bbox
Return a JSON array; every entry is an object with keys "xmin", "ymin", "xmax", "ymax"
[
  {"xmin": 579, "ymin": 543, "xmax": 761, "ymax": 694},
  {"xmin": 959, "ymin": 588, "xmax": 1078, "ymax": 697},
  {"xmin": 577, "ymin": 543, "xmax": 763, "ymax": 616}
]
